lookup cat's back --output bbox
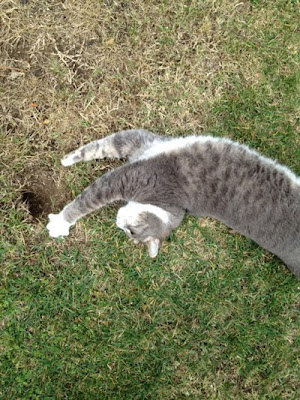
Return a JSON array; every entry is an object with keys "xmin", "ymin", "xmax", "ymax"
[
  {"xmin": 139, "ymin": 134, "xmax": 300, "ymax": 221},
  {"xmin": 137, "ymin": 134, "xmax": 300, "ymax": 277},
  {"xmin": 140, "ymin": 134, "xmax": 300, "ymax": 191}
]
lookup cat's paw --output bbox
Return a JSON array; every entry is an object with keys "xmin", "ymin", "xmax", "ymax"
[
  {"xmin": 47, "ymin": 213, "xmax": 71, "ymax": 238},
  {"xmin": 61, "ymin": 152, "xmax": 78, "ymax": 167}
]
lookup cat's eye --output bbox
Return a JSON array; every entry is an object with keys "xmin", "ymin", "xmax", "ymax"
[{"xmin": 124, "ymin": 226, "xmax": 136, "ymax": 236}]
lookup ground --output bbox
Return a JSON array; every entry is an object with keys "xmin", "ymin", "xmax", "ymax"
[{"xmin": 1, "ymin": 0, "xmax": 299, "ymax": 399}]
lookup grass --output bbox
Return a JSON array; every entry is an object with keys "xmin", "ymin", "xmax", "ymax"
[{"xmin": 1, "ymin": 0, "xmax": 300, "ymax": 398}]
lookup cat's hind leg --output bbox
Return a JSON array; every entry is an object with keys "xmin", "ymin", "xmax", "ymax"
[{"xmin": 61, "ymin": 129, "xmax": 161, "ymax": 166}]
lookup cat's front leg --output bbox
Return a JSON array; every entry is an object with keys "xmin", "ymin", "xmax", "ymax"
[
  {"xmin": 61, "ymin": 136, "xmax": 118, "ymax": 167},
  {"xmin": 46, "ymin": 212, "xmax": 72, "ymax": 238},
  {"xmin": 46, "ymin": 162, "xmax": 159, "ymax": 239},
  {"xmin": 61, "ymin": 136, "xmax": 119, "ymax": 166},
  {"xmin": 47, "ymin": 167, "xmax": 128, "ymax": 238},
  {"xmin": 61, "ymin": 129, "xmax": 159, "ymax": 166}
]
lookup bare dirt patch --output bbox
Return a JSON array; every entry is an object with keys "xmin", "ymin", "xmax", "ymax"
[{"xmin": 19, "ymin": 168, "xmax": 68, "ymax": 220}]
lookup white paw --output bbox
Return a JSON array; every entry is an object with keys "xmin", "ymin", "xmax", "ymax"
[
  {"xmin": 47, "ymin": 213, "xmax": 72, "ymax": 238},
  {"xmin": 61, "ymin": 153, "xmax": 77, "ymax": 167}
]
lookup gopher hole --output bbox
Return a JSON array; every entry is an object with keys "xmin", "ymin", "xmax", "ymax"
[{"xmin": 21, "ymin": 170, "xmax": 68, "ymax": 220}]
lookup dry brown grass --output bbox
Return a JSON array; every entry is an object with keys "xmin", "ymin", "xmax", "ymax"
[
  {"xmin": 1, "ymin": 2, "xmax": 299, "ymax": 398},
  {"xmin": 1, "ymin": 0, "xmax": 267, "ymax": 143},
  {"xmin": 1, "ymin": 0, "xmax": 291, "ymax": 215}
]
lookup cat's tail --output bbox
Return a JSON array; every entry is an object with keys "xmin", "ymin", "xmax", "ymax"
[{"xmin": 61, "ymin": 129, "xmax": 160, "ymax": 166}]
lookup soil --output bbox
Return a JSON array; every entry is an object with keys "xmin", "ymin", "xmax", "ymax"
[{"xmin": 19, "ymin": 168, "xmax": 68, "ymax": 220}]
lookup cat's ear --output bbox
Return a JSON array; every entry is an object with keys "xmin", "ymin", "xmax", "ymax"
[{"xmin": 147, "ymin": 238, "xmax": 160, "ymax": 258}]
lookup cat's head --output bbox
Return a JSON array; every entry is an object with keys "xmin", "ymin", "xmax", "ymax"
[{"xmin": 116, "ymin": 201, "xmax": 172, "ymax": 257}]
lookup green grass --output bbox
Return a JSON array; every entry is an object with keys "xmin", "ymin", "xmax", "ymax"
[{"xmin": 1, "ymin": 0, "xmax": 300, "ymax": 398}]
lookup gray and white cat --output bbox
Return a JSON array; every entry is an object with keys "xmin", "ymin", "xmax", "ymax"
[{"xmin": 47, "ymin": 129, "xmax": 300, "ymax": 279}]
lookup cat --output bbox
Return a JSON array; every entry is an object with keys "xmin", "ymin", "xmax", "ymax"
[{"xmin": 47, "ymin": 129, "xmax": 300, "ymax": 279}]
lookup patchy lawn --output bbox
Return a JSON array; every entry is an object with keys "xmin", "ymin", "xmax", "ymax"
[{"xmin": 1, "ymin": 0, "xmax": 299, "ymax": 398}]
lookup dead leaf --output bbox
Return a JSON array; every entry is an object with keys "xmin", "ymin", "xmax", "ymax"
[
  {"xmin": 106, "ymin": 38, "xmax": 115, "ymax": 46},
  {"xmin": 8, "ymin": 71, "xmax": 25, "ymax": 80}
]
